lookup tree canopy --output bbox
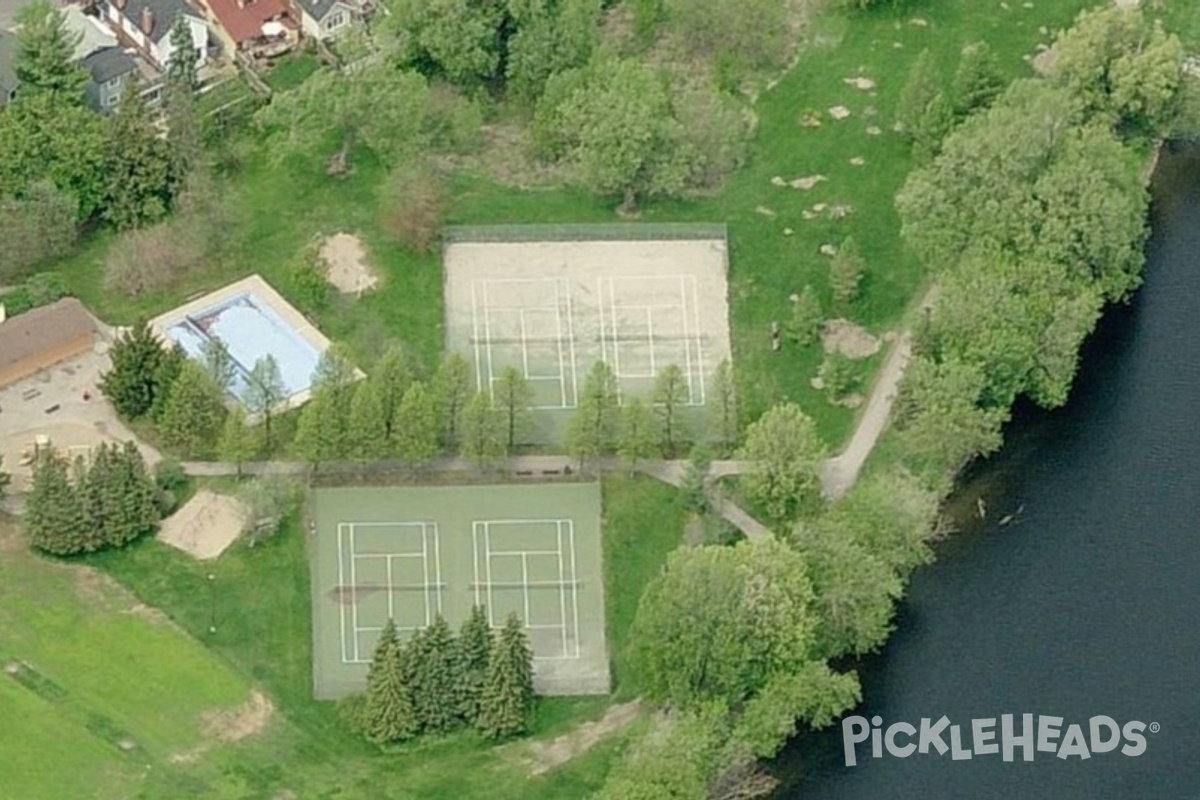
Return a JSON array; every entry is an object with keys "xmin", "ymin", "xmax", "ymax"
[{"xmin": 738, "ymin": 402, "xmax": 827, "ymax": 521}]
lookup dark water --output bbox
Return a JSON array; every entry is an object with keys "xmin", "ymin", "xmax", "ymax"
[{"xmin": 771, "ymin": 141, "xmax": 1200, "ymax": 800}]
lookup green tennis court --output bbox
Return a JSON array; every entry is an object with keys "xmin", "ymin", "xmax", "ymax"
[{"xmin": 308, "ymin": 482, "xmax": 609, "ymax": 698}]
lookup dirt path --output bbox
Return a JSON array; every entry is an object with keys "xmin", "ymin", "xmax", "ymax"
[
  {"xmin": 516, "ymin": 700, "xmax": 642, "ymax": 775},
  {"xmin": 820, "ymin": 331, "xmax": 913, "ymax": 500}
]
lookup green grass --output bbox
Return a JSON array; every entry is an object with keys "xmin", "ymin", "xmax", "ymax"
[
  {"xmin": 599, "ymin": 474, "xmax": 688, "ymax": 694},
  {"xmin": 264, "ymin": 53, "xmax": 323, "ymax": 93}
]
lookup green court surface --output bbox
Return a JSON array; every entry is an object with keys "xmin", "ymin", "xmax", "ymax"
[{"xmin": 308, "ymin": 482, "xmax": 609, "ymax": 698}]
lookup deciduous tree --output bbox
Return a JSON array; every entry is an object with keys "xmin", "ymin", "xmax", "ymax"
[
  {"xmin": 707, "ymin": 358, "xmax": 738, "ymax": 455},
  {"xmin": 346, "ymin": 379, "xmax": 389, "ymax": 460},
  {"xmin": 951, "ymin": 41, "xmax": 1004, "ymax": 118},
  {"xmin": 244, "ymin": 355, "xmax": 287, "ymax": 449},
  {"xmin": 434, "ymin": 352, "xmax": 472, "ymax": 448},
  {"xmin": 493, "ymin": 366, "xmax": 534, "ymax": 450},
  {"xmin": 158, "ymin": 360, "xmax": 228, "ymax": 457},
  {"xmin": 617, "ymin": 397, "xmax": 657, "ymax": 472},
  {"xmin": 739, "ymin": 403, "xmax": 827, "ymax": 522},
  {"xmin": 652, "ymin": 363, "xmax": 689, "ymax": 458},
  {"xmin": 218, "ymin": 405, "xmax": 257, "ymax": 477},
  {"xmin": 0, "ymin": 181, "xmax": 77, "ymax": 279},
  {"xmin": 567, "ymin": 360, "xmax": 620, "ymax": 465},
  {"xmin": 388, "ymin": 0, "xmax": 505, "ymax": 87},
  {"xmin": 393, "ymin": 381, "xmax": 440, "ymax": 465},
  {"xmin": 505, "ymin": 0, "xmax": 600, "ymax": 104},
  {"xmin": 460, "ymin": 391, "xmax": 506, "ymax": 467},
  {"xmin": 786, "ymin": 285, "xmax": 822, "ymax": 347}
]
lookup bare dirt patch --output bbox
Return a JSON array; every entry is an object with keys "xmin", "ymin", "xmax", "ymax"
[
  {"xmin": 1032, "ymin": 44, "xmax": 1057, "ymax": 76},
  {"xmin": 821, "ymin": 319, "xmax": 882, "ymax": 359},
  {"xmin": 519, "ymin": 701, "xmax": 642, "ymax": 775},
  {"xmin": 320, "ymin": 233, "xmax": 379, "ymax": 295},
  {"xmin": 158, "ymin": 489, "xmax": 248, "ymax": 561},
  {"xmin": 171, "ymin": 690, "xmax": 275, "ymax": 764}
]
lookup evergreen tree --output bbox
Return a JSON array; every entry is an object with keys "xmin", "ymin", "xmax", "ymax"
[
  {"xmin": 617, "ymin": 396, "xmax": 657, "ymax": 472},
  {"xmin": 896, "ymin": 48, "xmax": 940, "ymax": 138},
  {"xmin": 455, "ymin": 605, "xmax": 493, "ymax": 725},
  {"xmin": 912, "ymin": 90, "xmax": 956, "ymax": 162},
  {"xmin": 786, "ymin": 285, "xmax": 823, "ymax": 347},
  {"xmin": 159, "ymin": 360, "xmax": 228, "ymax": 456},
  {"xmin": 410, "ymin": 615, "xmax": 461, "ymax": 732},
  {"xmin": 652, "ymin": 363, "xmax": 690, "ymax": 457},
  {"xmin": 165, "ymin": 18, "xmax": 198, "ymax": 91},
  {"xmin": 148, "ymin": 344, "xmax": 187, "ymax": 423},
  {"xmin": 346, "ymin": 379, "xmax": 389, "ymax": 460},
  {"xmin": 244, "ymin": 355, "xmax": 286, "ymax": 449},
  {"xmin": 566, "ymin": 360, "xmax": 619, "ymax": 465},
  {"xmin": 708, "ymin": 358, "xmax": 738, "ymax": 456},
  {"xmin": 312, "ymin": 343, "xmax": 358, "ymax": 394},
  {"xmin": 459, "ymin": 391, "xmax": 506, "ymax": 467},
  {"xmin": 493, "ymin": 366, "xmax": 534, "ymax": 450},
  {"xmin": 200, "ymin": 336, "xmax": 237, "ymax": 392},
  {"xmin": 24, "ymin": 451, "xmax": 86, "ymax": 555},
  {"xmin": 829, "ymin": 236, "xmax": 864, "ymax": 310},
  {"xmin": 107, "ymin": 441, "xmax": 160, "ymax": 547},
  {"xmin": 434, "ymin": 352, "xmax": 472, "ymax": 448},
  {"xmin": 363, "ymin": 619, "xmax": 419, "ymax": 743},
  {"xmin": 477, "ymin": 612, "xmax": 535, "ymax": 739},
  {"xmin": 79, "ymin": 444, "xmax": 115, "ymax": 552},
  {"xmin": 393, "ymin": 381, "xmax": 440, "ymax": 466},
  {"xmin": 100, "ymin": 322, "xmax": 178, "ymax": 419},
  {"xmin": 14, "ymin": 0, "xmax": 88, "ymax": 101},
  {"xmin": 103, "ymin": 80, "xmax": 175, "ymax": 230},
  {"xmin": 218, "ymin": 405, "xmax": 258, "ymax": 478},
  {"xmin": 951, "ymin": 41, "xmax": 1004, "ymax": 118}
]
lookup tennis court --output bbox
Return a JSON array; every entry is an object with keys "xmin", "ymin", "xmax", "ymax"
[
  {"xmin": 443, "ymin": 225, "xmax": 733, "ymax": 443},
  {"xmin": 309, "ymin": 482, "xmax": 608, "ymax": 698}
]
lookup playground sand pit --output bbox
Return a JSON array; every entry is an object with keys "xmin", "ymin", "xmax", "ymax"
[
  {"xmin": 158, "ymin": 490, "xmax": 248, "ymax": 560},
  {"xmin": 320, "ymin": 233, "xmax": 379, "ymax": 295}
]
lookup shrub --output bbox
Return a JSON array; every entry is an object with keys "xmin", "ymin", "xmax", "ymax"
[{"xmin": 378, "ymin": 165, "xmax": 449, "ymax": 253}]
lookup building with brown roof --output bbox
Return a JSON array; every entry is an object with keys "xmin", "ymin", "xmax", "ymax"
[
  {"xmin": 0, "ymin": 298, "xmax": 98, "ymax": 388},
  {"xmin": 196, "ymin": 0, "xmax": 297, "ymax": 58}
]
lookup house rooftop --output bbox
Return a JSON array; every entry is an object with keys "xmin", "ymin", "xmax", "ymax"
[
  {"xmin": 292, "ymin": 0, "xmax": 338, "ymax": 21},
  {"xmin": 110, "ymin": 0, "xmax": 198, "ymax": 43},
  {"xmin": 204, "ymin": 0, "xmax": 292, "ymax": 44},
  {"xmin": 63, "ymin": 5, "xmax": 118, "ymax": 59},
  {"xmin": 80, "ymin": 45, "xmax": 136, "ymax": 84},
  {"xmin": 0, "ymin": 298, "xmax": 97, "ymax": 378}
]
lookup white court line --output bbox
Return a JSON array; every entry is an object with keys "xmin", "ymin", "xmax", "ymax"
[
  {"xmin": 521, "ymin": 553, "xmax": 531, "ymax": 631},
  {"xmin": 471, "ymin": 281, "xmax": 484, "ymax": 393},
  {"xmin": 486, "ymin": 548, "xmax": 563, "ymax": 557},
  {"xmin": 567, "ymin": 520, "xmax": 580, "ymax": 658},
  {"xmin": 689, "ymin": 274, "xmax": 706, "ymax": 405},
  {"xmin": 354, "ymin": 553, "xmax": 425, "ymax": 559},
  {"xmin": 472, "ymin": 522, "xmax": 482, "ymax": 610},
  {"xmin": 557, "ymin": 520, "xmax": 568, "ymax": 657},
  {"xmin": 519, "ymin": 309, "xmax": 531, "ymax": 378},
  {"xmin": 485, "ymin": 524, "xmax": 495, "ymax": 627},
  {"xmin": 386, "ymin": 551, "xmax": 394, "ymax": 621},
  {"xmin": 483, "ymin": 281, "xmax": 496, "ymax": 402},
  {"xmin": 476, "ymin": 518, "xmax": 569, "ymax": 526},
  {"xmin": 646, "ymin": 306, "xmax": 657, "ymax": 377},
  {"xmin": 337, "ymin": 523, "xmax": 348, "ymax": 663},
  {"xmin": 596, "ymin": 278, "xmax": 608, "ymax": 369},
  {"xmin": 553, "ymin": 281, "xmax": 567, "ymax": 407},
  {"xmin": 349, "ymin": 525, "xmax": 360, "ymax": 662},
  {"xmin": 677, "ymin": 274, "xmax": 695, "ymax": 403},
  {"xmin": 421, "ymin": 523, "xmax": 431, "ymax": 626},
  {"xmin": 431, "ymin": 522, "xmax": 443, "ymax": 615},
  {"xmin": 564, "ymin": 279, "xmax": 578, "ymax": 408}
]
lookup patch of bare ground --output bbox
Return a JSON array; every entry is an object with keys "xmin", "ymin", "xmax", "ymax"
[
  {"xmin": 433, "ymin": 121, "xmax": 575, "ymax": 190},
  {"xmin": 515, "ymin": 700, "xmax": 643, "ymax": 775},
  {"xmin": 0, "ymin": 515, "xmax": 24, "ymax": 553},
  {"xmin": 319, "ymin": 233, "xmax": 379, "ymax": 295},
  {"xmin": 158, "ymin": 489, "xmax": 249, "ymax": 561},
  {"xmin": 171, "ymin": 691, "xmax": 275, "ymax": 764},
  {"xmin": 821, "ymin": 319, "xmax": 882, "ymax": 359}
]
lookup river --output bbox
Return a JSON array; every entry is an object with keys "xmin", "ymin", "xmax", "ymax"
[{"xmin": 770, "ymin": 140, "xmax": 1200, "ymax": 799}]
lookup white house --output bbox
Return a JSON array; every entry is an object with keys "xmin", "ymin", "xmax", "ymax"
[
  {"xmin": 292, "ymin": 0, "xmax": 364, "ymax": 40},
  {"xmin": 101, "ymin": 0, "xmax": 209, "ymax": 72}
]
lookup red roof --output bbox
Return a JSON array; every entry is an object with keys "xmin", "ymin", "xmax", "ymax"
[{"xmin": 204, "ymin": 0, "xmax": 292, "ymax": 43}]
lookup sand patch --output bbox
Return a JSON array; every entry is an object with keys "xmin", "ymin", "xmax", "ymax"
[
  {"xmin": 828, "ymin": 105, "xmax": 852, "ymax": 119},
  {"xmin": 158, "ymin": 490, "xmax": 248, "ymax": 561},
  {"xmin": 1032, "ymin": 45, "xmax": 1057, "ymax": 76},
  {"xmin": 171, "ymin": 690, "xmax": 275, "ymax": 764},
  {"xmin": 518, "ymin": 701, "xmax": 642, "ymax": 775},
  {"xmin": 789, "ymin": 175, "xmax": 827, "ymax": 190},
  {"xmin": 843, "ymin": 76, "xmax": 875, "ymax": 90},
  {"xmin": 822, "ymin": 319, "xmax": 882, "ymax": 359},
  {"xmin": 320, "ymin": 233, "xmax": 379, "ymax": 295}
]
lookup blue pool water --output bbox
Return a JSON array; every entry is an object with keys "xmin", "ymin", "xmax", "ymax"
[{"xmin": 164, "ymin": 292, "xmax": 320, "ymax": 405}]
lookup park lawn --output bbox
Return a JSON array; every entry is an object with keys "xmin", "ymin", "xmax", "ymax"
[
  {"xmin": 263, "ymin": 52, "xmax": 323, "ymax": 93},
  {"xmin": 599, "ymin": 474, "xmax": 688, "ymax": 695}
]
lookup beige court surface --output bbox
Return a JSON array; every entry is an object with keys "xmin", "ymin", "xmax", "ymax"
[
  {"xmin": 158, "ymin": 490, "xmax": 249, "ymax": 561},
  {"xmin": 0, "ymin": 347, "xmax": 160, "ymax": 505},
  {"xmin": 444, "ymin": 228, "xmax": 733, "ymax": 443}
]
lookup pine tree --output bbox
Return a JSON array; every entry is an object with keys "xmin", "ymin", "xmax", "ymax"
[
  {"xmin": 393, "ymin": 381, "xmax": 440, "ymax": 466},
  {"xmin": 455, "ymin": 605, "xmax": 493, "ymax": 725},
  {"xmin": 617, "ymin": 397, "xmax": 657, "ymax": 472},
  {"xmin": 294, "ymin": 385, "xmax": 348, "ymax": 467},
  {"xmin": 100, "ymin": 322, "xmax": 178, "ymax": 419},
  {"xmin": 829, "ymin": 236, "xmax": 864, "ymax": 311},
  {"xmin": 912, "ymin": 90, "xmax": 956, "ymax": 163},
  {"xmin": 165, "ymin": 18, "xmax": 198, "ymax": 91},
  {"xmin": 459, "ymin": 391, "xmax": 506, "ymax": 467},
  {"xmin": 410, "ymin": 615, "xmax": 461, "ymax": 733},
  {"xmin": 363, "ymin": 619, "xmax": 419, "ymax": 743},
  {"xmin": 346, "ymin": 379, "xmax": 389, "ymax": 460},
  {"xmin": 951, "ymin": 41, "xmax": 1004, "ymax": 118},
  {"xmin": 786, "ymin": 285, "xmax": 822, "ymax": 347},
  {"xmin": 25, "ymin": 451, "xmax": 87, "ymax": 555},
  {"xmin": 218, "ymin": 405, "xmax": 257, "ymax": 478},
  {"xmin": 79, "ymin": 444, "xmax": 115, "ymax": 551},
  {"xmin": 477, "ymin": 612, "xmax": 535, "ymax": 739},
  {"xmin": 107, "ymin": 441, "xmax": 160, "ymax": 547},
  {"xmin": 13, "ymin": 0, "xmax": 88, "ymax": 101},
  {"xmin": 159, "ymin": 360, "xmax": 228, "ymax": 457},
  {"xmin": 434, "ymin": 352, "xmax": 472, "ymax": 449},
  {"xmin": 652, "ymin": 363, "xmax": 690, "ymax": 458},
  {"xmin": 148, "ymin": 345, "xmax": 188, "ymax": 423},
  {"xmin": 103, "ymin": 79, "xmax": 175, "ymax": 230},
  {"xmin": 896, "ymin": 48, "xmax": 940, "ymax": 139},
  {"xmin": 493, "ymin": 366, "xmax": 534, "ymax": 450}
]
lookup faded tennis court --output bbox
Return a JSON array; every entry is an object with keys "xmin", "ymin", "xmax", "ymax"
[
  {"xmin": 308, "ymin": 482, "xmax": 608, "ymax": 698},
  {"xmin": 148, "ymin": 275, "xmax": 337, "ymax": 412},
  {"xmin": 443, "ymin": 224, "xmax": 733, "ymax": 442}
]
